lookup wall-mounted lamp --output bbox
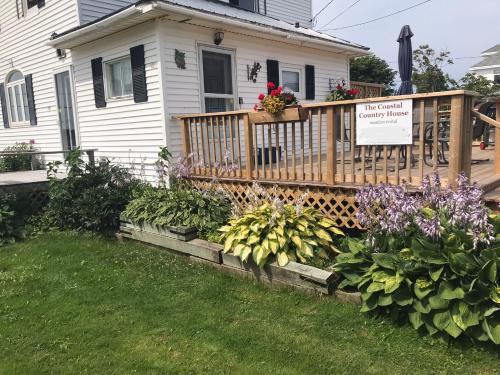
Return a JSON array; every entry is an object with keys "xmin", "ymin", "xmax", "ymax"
[{"xmin": 214, "ymin": 31, "xmax": 224, "ymax": 45}]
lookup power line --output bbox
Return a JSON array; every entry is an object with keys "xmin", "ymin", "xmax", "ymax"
[
  {"xmin": 319, "ymin": 0, "xmax": 433, "ymax": 31},
  {"xmin": 312, "ymin": 0, "xmax": 337, "ymax": 21},
  {"xmin": 317, "ymin": 0, "xmax": 363, "ymax": 30}
]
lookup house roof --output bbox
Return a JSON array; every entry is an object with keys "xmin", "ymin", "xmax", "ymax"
[
  {"xmin": 470, "ymin": 54, "xmax": 500, "ymax": 70},
  {"xmin": 481, "ymin": 44, "xmax": 500, "ymax": 55},
  {"xmin": 49, "ymin": 0, "xmax": 369, "ymax": 54}
]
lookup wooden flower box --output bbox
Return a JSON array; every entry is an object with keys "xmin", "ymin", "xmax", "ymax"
[
  {"xmin": 119, "ymin": 215, "xmax": 197, "ymax": 242},
  {"xmin": 248, "ymin": 106, "xmax": 309, "ymax": 124}
]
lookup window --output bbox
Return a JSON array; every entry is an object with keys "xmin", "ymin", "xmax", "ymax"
[
  {"xmin": 105, "ymin": 56, "xmax": 133, "ymax": 99},
  {"xmin": 229, "ymin": 0, "xmax": 256, "ymax": 12},
  {"xmin": 494, "ymin": 69, "xmax": 500, "ymax": 84},
  {"xmin": 200, "ymin": 47, "xmax": 236, "ymax": 113},
  {"xmin": 17, "ymin": 0, "xmax": 42, "ymax": 18},
  {"xmin": 27, "ymin": 0, "xmax": 38, "ymax": 9},
  {"xmin": 280, "ymin": 66, "xmax": 303, "ymax": 95},
  {"xmin": 6, "ymin": 70, "xmax": 30, "ymax": 125}
]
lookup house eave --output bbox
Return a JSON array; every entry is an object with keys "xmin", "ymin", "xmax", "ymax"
[
  {"xmin": 469, "ymin": 64, "xmax": 500, "ymax": 71},
  {"xmin": 48, "ymin": 0, "xmax": 369, "ymax": 55}
]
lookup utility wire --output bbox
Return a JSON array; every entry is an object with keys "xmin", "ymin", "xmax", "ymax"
[
  {"xmin": 317, "ymin": 0, "xmax": 363, "ymax": 30},
  {"xmin": 320, "ymin": 0, "xmax": 433, "ymax": 31},
  {"xmin": 311, "ymin": 0, "xmax": 337, "ymax": 21}
]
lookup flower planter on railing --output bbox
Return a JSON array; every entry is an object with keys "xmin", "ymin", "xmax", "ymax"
[{"xmin": 248, "ymin": 106, "xmax": 309, "ymax": 124}]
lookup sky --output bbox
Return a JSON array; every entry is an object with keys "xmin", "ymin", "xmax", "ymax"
[{"xmin": 312, "ymin": 0, "xmax": 500, "ymax": 84}]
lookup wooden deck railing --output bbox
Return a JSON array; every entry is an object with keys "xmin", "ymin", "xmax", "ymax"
[
  {"xmin": 350, "ymin": 81, "xmax": 385, "ymax": 98},
  {"xmin": 178, "ymin": 90, "xmax": 492, "ymax": 189}
]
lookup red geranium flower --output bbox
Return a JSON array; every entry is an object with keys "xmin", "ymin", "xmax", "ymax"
[
  {"xmin": 267, "ymin": 82, "xmax": 276, "ymax": 90},
  {"xmin": 258, "ymin": 93, "xmax": 265, "ymax": 101},
  {"xmin": 270, "ymin": 89, "xmax": 279, "ymax": 97},
  {"xmin": 336, "ymin": 84, "xmax": 343, "ymax": 90},
  {"xmin": 277, "ymin": 86, "xmax": 283, "ymax": 93},
  {"xmin": 254, "ymin": 104, "xmax": 259, "ymax": 111}
]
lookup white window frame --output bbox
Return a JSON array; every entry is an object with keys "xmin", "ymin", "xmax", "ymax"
[
  {"xmin": 5, "ymin": 70, "xmax": 30, "ymax": 127},
  {"xmin": 103, "ymin": 55, "xmax": 133, "ymax": 101},
  {"xmin": 18, "ymin": 0, "xmax": 40, "ymax": 18},
  {"xmin": 279, "ymin": 64, "xmax": 304, "ymax": 98},
  {"xmin": 198, "ymin": 44, "xmax": 238, "ymax": 113}
]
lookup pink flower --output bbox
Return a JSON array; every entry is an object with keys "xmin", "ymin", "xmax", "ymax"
[
  {"xmin": 258, "ymin": 93, "xmax": 265, "ymax": 101},
  {"xmin": 29, "ymin": 139, "xmax": 35, "ymax": 144},
  {"xmin": 254, "ymin": 104, "xmax": 259, "ymax": 111},
  {"xmin": 277, "ymin": 86, "xmax": 283, "ymax": 93}
]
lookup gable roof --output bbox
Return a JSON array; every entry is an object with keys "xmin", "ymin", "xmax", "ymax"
[
  {"xmin": 481, "ymin": 44, "xmax": 500, "ymax": 55},
  {"xmin": 49, "ymin": 0, "xmax": 369, "ymax": 54},
  {"xmin": 470, "ymin": 53, "xmax": 500, "ymax": 70}
]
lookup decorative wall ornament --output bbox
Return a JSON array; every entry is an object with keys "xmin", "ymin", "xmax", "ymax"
[
  {"xmin": 175, "ymin": 49, "xmax": 186, "ymax": 70},
  {"xmin": 247, "ymin": 62, "xmax": 262, "ymax": 83},
  {"xmin": 329, "ymin": 78, "xmax": 347, "ymax": 91}
]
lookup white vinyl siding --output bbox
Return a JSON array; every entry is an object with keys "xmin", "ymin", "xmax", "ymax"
[
  {"xmin": 0, "ymin": 0, "xmax": 79, "ymax": 153},
  {"xmin": 265, "ymin": 0, "xmax": 312, "ymax": 28},
  {"xmin": 159, "ymin": 19, "xmax": 347, "ymax": 156},
  {"xmin": 71, "ymin": 21, "xmax": 165, "ymax": 180},
  {"xmin": 78, "ymin": 0, "xmax": 136, "ymax": 24}
]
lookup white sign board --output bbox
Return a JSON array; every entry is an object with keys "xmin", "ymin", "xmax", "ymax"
[{"xmin": 356, "ymin": 99, "xmax": 413, "ymax": 145}]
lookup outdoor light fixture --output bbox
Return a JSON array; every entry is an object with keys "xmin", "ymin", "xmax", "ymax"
[{"xmin": 214, "ymin": 31, "xmax": 224, "ymax": 45}]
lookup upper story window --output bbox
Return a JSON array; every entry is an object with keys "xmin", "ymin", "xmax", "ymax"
[
  {"xmin": 17, "ymin": 0, "xmax": 45, "ymax": 18},
  {"xmin": 229, "ymin": 0, "xmax": 257, "ymax": 12},
  {"xmin": 104, "ymin": 56, "xmax": 133, "ymax": 100},
  {"xmin": 6, "ymin": 70, "xmax": 30, "ymax": 125}
]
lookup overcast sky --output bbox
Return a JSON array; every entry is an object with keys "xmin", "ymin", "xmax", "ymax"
[{"xmin": 312, "ymin": 0, "xmax": 500, "ymax": 83}]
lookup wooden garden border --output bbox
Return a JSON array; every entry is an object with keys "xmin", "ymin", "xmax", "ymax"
[{"xmin": 118, "ymin": 217, "xmax": 360, "ymax": 303}]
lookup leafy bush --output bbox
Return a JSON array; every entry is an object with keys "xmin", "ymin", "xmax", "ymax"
[
  {"xmin": 0, "ymin": 194, "xmax": 22, "ymax": 246},
  {"xmin": 220, "ymin": 184, "xmax": 344, "ymax": 267},
  {"xmin": 0, "ymin": 142, "xmax": 36, "ymax": 172},
  {"xmin": 334, "ymin": 174, "xmax": 499, "ymax": 345},
  {"xmin": 123, "ymin": 186, "xmax": 231, "ymax": 240},
  {"xmin": 38, "ymin": 150, "xmax": 141, "ymax": 233}
]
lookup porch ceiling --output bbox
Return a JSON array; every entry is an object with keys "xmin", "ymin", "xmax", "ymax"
[{"xmin": 49, "ymin": 0, "xmax": 369, "ymax": 55}]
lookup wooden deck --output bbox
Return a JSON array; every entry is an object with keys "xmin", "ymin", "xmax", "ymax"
[{"xmin": 0, "ymin": 170, "xmax": 50, "ymax": 186}]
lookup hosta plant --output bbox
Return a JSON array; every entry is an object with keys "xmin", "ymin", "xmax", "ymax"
[{"xmin": 219, "ymin": 184, "xmax": 344, "ymax": 267}]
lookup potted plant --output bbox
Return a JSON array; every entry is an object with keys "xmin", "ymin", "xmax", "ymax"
[
  {"xmin": 326, "ymin": 83, "xmax": 360, "ymax": 101},
  {"xmin": 249, "ymin": 82, "xmax": 308, "ymax": 123}
]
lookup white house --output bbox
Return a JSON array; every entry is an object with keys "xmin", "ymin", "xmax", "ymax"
[
  {"xmin": 0, "ymin": 0, "xmax": 369, "ymax": 179},
  {"xmin": 469, "ymin": 44, "xmax": 500, "ymax": 84}
]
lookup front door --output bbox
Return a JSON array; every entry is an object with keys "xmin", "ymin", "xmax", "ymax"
[
  {"xmin": 200, "ymin": 47, "xmax": 236, "ymax": 113},
  {"xmin": 55, "ymin": 70, "xmax": 78, "ymax": 150}
]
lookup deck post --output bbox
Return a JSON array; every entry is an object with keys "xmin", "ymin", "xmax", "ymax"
[
  {"xmin": 326, "ymin": 107, "xmax": 337, "ymax": 185},
  {"xmin": 243, "ymin": 114, "xmax": 254, "ymax": 180},
  {"xmin": 448, "ymin": 94, "xmax": 473, "ymax": 185},
  {"xmin": 495, "ymin": 100, "xmax": 500, "ymax": 175},
  {"xmin": 181, "ymin": 119, "xmax": 192, "ymax": 161}
]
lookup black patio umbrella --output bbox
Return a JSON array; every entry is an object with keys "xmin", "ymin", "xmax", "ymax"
[{"xmin": 396, "ymin": 25, "xmax": 414, "ymax": 95}]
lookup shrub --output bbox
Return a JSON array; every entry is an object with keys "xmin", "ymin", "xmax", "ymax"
[
  {"xmin": 0, "ymin": 142, "xmax": 36, "ymax": 172},
  {"xmin": 38, "ymin": 149, "xmax": 141, "ymax": 233},
  {"xmin": 334, "ymin": 174, "xmax": 499, "ymax": 345},
  {"xmin": 220, "ymin": 183, "xmax": 344, "ymax": 267},
  {"xmin": 0, "ymin": 194, "xmax": 22, "ymax": 246},
  {"xmin": 123, "ymin": 186, "xmax": 231, "ymax": 240}
]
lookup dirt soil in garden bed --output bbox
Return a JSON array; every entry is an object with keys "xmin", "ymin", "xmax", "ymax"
[{"xmin": 0, "ymin": 232, "xmax": 498, "ymax": 374}]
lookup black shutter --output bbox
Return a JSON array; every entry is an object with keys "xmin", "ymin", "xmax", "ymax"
[
  {"xmin": 91, "ymin": 57, "xmax": 106, "ymax": 108},
  {"xmin": 266, "ymin": 59, "xmax": 279, "ymax": 93},
  {"xmin": 37, "ymin": 0, "xmax": 45, "ymax": 8},
  {"xmin": 0, "ymin": 84, "xmax": 9, "ymax": 128},
  {"xmin": 130, "ymin": 44, "xmax": 148, "ymax": 103},
  {"xmin": 25, "ymin": 74, "xmax": 37, "ymax": 125},
  {"xmin": 305, "ymin": 65, "xmax": 315, "ymax": 100}
]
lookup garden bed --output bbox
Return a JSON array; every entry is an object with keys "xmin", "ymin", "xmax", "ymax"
[{"xmin": 118, "ymin": 218, "xmax": 355, "ymax": 298}]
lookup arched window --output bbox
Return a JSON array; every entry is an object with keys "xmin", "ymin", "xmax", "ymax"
[{"xmin": 6, "ymin": 70, "xmax": 30, "ymax": 124}]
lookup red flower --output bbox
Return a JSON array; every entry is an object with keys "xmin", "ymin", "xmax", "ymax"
[
  {"xmin": 346, "ymin": 89, "xmax": 353, "ymax": 96},
  {"xmin": 267, "ymin": 82, "xmax": 276, "ymax": 90},
  {"xmin": 258, "ymin": 93, "xmax": 265, "ymax": 101},
  {"xmin": 336, "ymin": 84, "xmax": 343, "ymax": 90},
  {"xmin": 270, "ymin": 89, "xmax": 279, "ymax": 97},
  {"xmin": 352, "ymin": 89, "xmax": 360, "ymax": 96},
  {"xmin": 254, "ymin": 104, "xmax": 259, "ymax": 111},
  {"xmin": 277, "ymin": 86, "xmax": 283, "ymax": 93}
]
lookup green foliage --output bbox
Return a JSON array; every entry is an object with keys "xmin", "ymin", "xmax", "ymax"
[
  {"xmin": 458, "ymin": 73, "xmax": 500, "ymax": 97},
  {"xmin": 0, "ymin": 194, "xmax": 20, "ymax": 246},
  {"xmin": 37, "ymin": 149, "xmax": 140, "ymax": 233},
  {"xmin": 0, "ymin": 142, "xmax": 36, "ymax": 172},
  {"xmin": 350, "ymin": 55, "xmax": 397, "ymax": 95},
  {"xmin": 412, "ymin": 44, "xmax": 457, "ymax": 93},
  {"xmin": 220, "ymin": 203, "xmax": 344, "ymax": 267},
  {"xmin": 334, "ymin": 219, "xmax": 500, "ymax": 345},
  {"xmin": 123, "ymin": 186, "xmax": 231, "ymax": 240}
]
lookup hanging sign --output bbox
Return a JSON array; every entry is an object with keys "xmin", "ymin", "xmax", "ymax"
[{"xmin": 356, "ymin": 99, "xmax": 413, "ymax": 145}]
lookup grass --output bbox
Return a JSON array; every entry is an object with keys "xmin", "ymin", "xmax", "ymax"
[{"xmin": 0, "ymin": 232, "xmax": 498, "ymax": 375}]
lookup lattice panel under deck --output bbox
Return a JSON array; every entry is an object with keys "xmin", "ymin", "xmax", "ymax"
[{"xmin": 190, "ymin": 179, "xmax": 361, "ymax": 229}]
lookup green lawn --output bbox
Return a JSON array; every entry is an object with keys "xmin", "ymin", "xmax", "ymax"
[{"xmin": 0, "ymin": 233, "xmax": 498, "ymax": 375}]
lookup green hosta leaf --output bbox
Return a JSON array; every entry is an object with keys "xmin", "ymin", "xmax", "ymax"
[
  {"xmin": 253, "ymin": 246, "xmax": 268, "ymax": 267},
  {"xmin": 233, "ymin": 243, "xmax": 246, "ymax": 257},
  {"xmin": 268, "ymin": 239, "xmax": 279, "ymax": 254},
  {"xmin": 414, "ymin": 278, "xmax": 434, "ymax": 299},
  {"xmin": 247, "ymin": 234, "xmax": 260, "ymax": 246},
  {"xmin": 466, "ymin": 325, "xmax": 490, "ymax": 342},
  {"xmin": 277, "ymin": 251, "xmax": 289, "ymax": 267},
  {"xmin": 329, "ymin": 226, "xmax": 345, "ymax": 236},
  {"xmin": 408, "ymin": 310, "xmax": 424, "ymax": 329},
  {"xmin": 347, "ymin": 238, "xmax": 365, "ymax": 254},
  {"xmin": 448, "ymin": 252, "xmax": 477, "ymax": 276},
  {"xmin": 224, "ymin": 234, "xmax": 236, "ymax": 253},
  {"xmin": 413, "ymin": 299, "xmax": 432, "ymax": 314},
  {"xmin": 465, "ymin": 279, "xmax": 491, "ymax": 305},
  {"xmin": 491, "ymin": 287, "xmax": 500, "ymax": 304},
  {"xmin": 300, "ymin": 242, "xmax": 314, "ymax": 258},
  {"xmin": 444, "ymin": 318, "xmax": 463, "ymax": 338},
  {"xmin": 372, "ymin": 253, "xmax": 398, "ymax": 270},
  {"xmin": 438, "ymin": 281, "xmax": 465, "ymax": 300},
  {"xmin": 371, "ymin": 270, "xmax": 394, "ymax": 283},
  {"xmin": 367, "ymin": 281, "xmax": 385, "ymax": 293},
  {"xmin": 291, "ymin": 235, "xmax": 302, "ymax": 249},
  {"xmin": 384, "ymin": 273, "xmax": 403, "ymax": 294},
  {"xmin": 411, "ymin": 238, "xmax": 447, "ymax": 264},
  {"xmin": 428, "ymin": 294, "xmax": 449, "ymax": 310},
  {"xmin": 451, "ymin": 301, "xmax": 479, "ymax": 330},
  {"xmin": 392, "ymin": 286, "xmax": 413, "ymax": 306},
  {"xmin": 484, "ymin": 307, "xmax": 500, "ymax": 317},
  {"xmin": 432, "ymin": 310, "xmax": 452, "ymax": 331},
  {"xmin": 241, "ymin": 246, "xmax": 252, "ymax": 262},
  {"xmin": 482, "ymin": 317, "xmax": 500, "ymax": 345},
  {"xmin": 378, "ymin": 293, "xmax": 393, "ymax": 306},
  {"xmin": 360, "ymin": 293, "xmax": 379, "ymax": 312},
  {"xmin": 429, "ymin": 267, "xmax": 444, "ymax": 282},
  {"xmin": 314, "ymin": 228, "xmax": 332, "ymax": 242},
  {"xmin": 478, "ymin": 260, "xmax": 497, "ymax": 284}
]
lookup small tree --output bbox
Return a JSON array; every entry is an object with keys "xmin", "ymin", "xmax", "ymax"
[
  {"xmin": 350, "ymin": 55, "xmax": 396, "ymax": 95},
  {"xmin": 458, "ymin": 72, "xmax": 500, "ymax": 97},
  {"xmin": 412, "ymin": 44, "xmax": 456, "ymax": 93}
]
